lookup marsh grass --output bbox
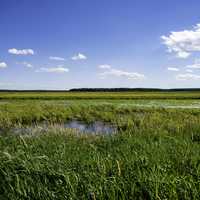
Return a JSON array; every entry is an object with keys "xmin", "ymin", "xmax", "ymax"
[
  {"xmin": 0, "ymin": 130, "xmax": 199, "ymax": 200},
  {"xmin": 0, "ymin": 99, "xmax": 200, "ymax": 199}
]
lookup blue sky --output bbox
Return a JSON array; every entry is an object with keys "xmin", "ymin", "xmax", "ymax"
[{"xmin": 1, "ymin": 0, "xmax": 200, "ymax": 89}]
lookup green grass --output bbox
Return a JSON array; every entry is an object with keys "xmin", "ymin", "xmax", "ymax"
[
  {"xmin": 1, "ymin": 91, "xmax": 200, "ymax": 100},
  {"xmin": 0, "ymin": 95, "xmax": 200, "ymax": 199},
  {"xmin": 1, "ymin": 130, "xmax": 200, "ymax": 199}
]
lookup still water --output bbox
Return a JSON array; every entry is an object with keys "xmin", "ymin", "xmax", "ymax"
[{"xmin": 0, "ymin": 120, "xmax": 117, "ymax": 135}]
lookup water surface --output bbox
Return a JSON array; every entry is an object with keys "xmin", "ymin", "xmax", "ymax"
[{"xmin": 0, "ymin": 120, "xmax": 116, "ymax": 135}]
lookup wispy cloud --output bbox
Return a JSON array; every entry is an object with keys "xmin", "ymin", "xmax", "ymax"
[
  {"xmin": 176, "ymin": 73, "xmax": 200, "ymax": 80},
  {"xmin": 186, "ymin": 69, "xmax": 193, "ymax": 73},
  {"xmin": 98, "ymin": 64, "xmax": 111, "ymax": 69},
  {"xmin": 16, "ymin": 62, "xmax": 33, "ymax": 68},
  {"xmin": 36, "ymin": 66, "xmax": 69, "ymax": 73},
  {"xmin": 0, "ymin": 62, "xmax": 7, "ymax": 68},
  {"xmin": 71, "ymin": 53, "xmax": 87, "ymax": 60},
  {"xmin": 8, "ymin": 48, "xmax": 34, "ymax": 55},
  {"xmin": 186, "ymin": 62, "xmax": 200, "ymax": 69},
  {"xmin": 167, "ymin": 67, "xmax": 179, "ymax": 71},
  {"xmin": 99, "ymin": 66, "xmax": 145, "ymax": 80},
  {"xmin": 161, "ymin": 23, "xmax": 200, "ymax": 58},
  {"xmin": 49, "ymin": 56, "xmax": 65, "ymax": 61}
]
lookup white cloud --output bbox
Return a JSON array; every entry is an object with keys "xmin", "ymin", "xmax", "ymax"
[
  {"xmin": 71, "ymin": 53, "xmax": 87, "ymax": 60},
  {"xmin": 8, "ymin": 48, "xmax": 34, "ymax": 55},
  {"xmin": 167, "ymin": 67, "xmax": 179, "ymax": 71},
  {"xmin": 161, "ymin": 23, "xmax": 200, "ymax": 58},
  {"xmin": 99, "ymin": 68, "xmax": 145, "ymax": 80},
  {"xmin": 0, "ymin": 62, "xmax": 7, "ymax": 68},
  {"xmin": 176, "ymin": 73, "xmax": 200, "ymax": 80},
  {"xmin": 186, "ymin": 63, "xmax": 200, "ymax": 69},
  {"xmin": 23, "ymin": 62, "xmax": 33, "ymax": 68},
  {"xmin": 17, "ymin": 62, "xmax": 33, "ymax": 68},
  {"xmin": 49, "ymin": 56, "xmax": 65, "ymax": 61},
  {"xmin": 98, "ymin": 64, "xmax": 111, "ymax": 69},
  {"xmin": 36, "ymin": 66, "xmax": 69, "ymax": 73},
  {"xmin": 186, "ymin": 69, "xmax": 193, "ymax": 73}
]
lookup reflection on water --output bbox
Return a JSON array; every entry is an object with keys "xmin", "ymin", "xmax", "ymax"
[
  {"xmin": 64, "ymin": 120, "xmax": 116, "ymax": 134},
  {"xmin": 117, "ymin": 101, "xmax": 200, "ymax": 109},
  {"xmin": 0, "ymin": 120, "xmax": 116, "ymax": 135}
]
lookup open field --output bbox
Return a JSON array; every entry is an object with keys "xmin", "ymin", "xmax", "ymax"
[
  {"xmin": 1, "ymin": 91, "xmax": 200, "ymax": 100},
  {"xmin": 0, "ymin": 92, "xmax": 200, "ymax": 199}
]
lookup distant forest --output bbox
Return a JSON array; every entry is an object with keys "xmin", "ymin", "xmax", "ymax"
[
  {"xmin": 1, "ymin": 88, "xmax": 200, "ymax": 92},
  {"xmin": 69, "ymin": 88, "xmax": 200, "ymax": 92}
]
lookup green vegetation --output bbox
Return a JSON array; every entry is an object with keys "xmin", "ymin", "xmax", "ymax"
[
  {"xmin": 1, "ymin": 91, "xmax": 200, "ymax": 100},
  {"xmin": 0, "ymin": 93, "xmax": 200, "ymax": 199}
]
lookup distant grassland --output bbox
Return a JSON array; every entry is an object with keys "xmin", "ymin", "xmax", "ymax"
[{"xmin": 1, "ymin": 91, "xmax": 200, "ymax": 100}]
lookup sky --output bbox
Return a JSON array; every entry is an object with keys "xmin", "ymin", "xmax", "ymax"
[{"xmin": 1, "ymin": 0, "xmax": 200, "ymax": 89}]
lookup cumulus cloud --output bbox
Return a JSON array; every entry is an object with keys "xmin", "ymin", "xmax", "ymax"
[
  {"xmin": 36, "ymin": 66, "xmax": 69, "ymax": 73},
  {"xmin": 167, "ymin": 67, "xmax": 179, "ymax": 71},
  {"xmin": 71, "ymin": 53, "xmax": 87, "ymax": 60},
  {"xmin": 0, "ymin": 62, "xmax": 7, "ymax": 68},
  {"xmin": 99, "ymin": 68, "xmax": 145, "ymax": 80},
  {"xmin": 161, "ymin": 23, "xmax": 200, "ymax": 58},
  {"xmin": 98, "ymin": 64, "xmax": 111, "ymax": 69},
  {"xmin": 176, "ymin": 73, "xmax": 200, "ymax": 80},
  {"xmin": 49, "ymin": 56, "xmax": 65, "ymax": 61},
  {"xmin": 8, "ymin": 48, "xmax": 34, "ymax": 55}
]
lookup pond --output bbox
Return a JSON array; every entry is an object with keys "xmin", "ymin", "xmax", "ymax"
[
  {"xmin": 64, "ymin": 120, "xmax": 116, "ymax": 134},
  {"xmin": 0, "ymin": 120, "xmax": 117, "ymax": 136}
]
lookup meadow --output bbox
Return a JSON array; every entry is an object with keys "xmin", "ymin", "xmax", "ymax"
[
  {"xmin": 0, "ymin": 92, "xmax": 200, "ymax": 199},
  {"xmin": 1, "ymin": 90, "xmax": 200, "ymax": 100}
]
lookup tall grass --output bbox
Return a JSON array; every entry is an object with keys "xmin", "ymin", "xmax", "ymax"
[
  {"xmin": 0, "ymin": 130, "xmax": 199, "ymax": 199},
  {"xmin": 0, "ymin": 99, "xmax": 200, "ymax": 199}
]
